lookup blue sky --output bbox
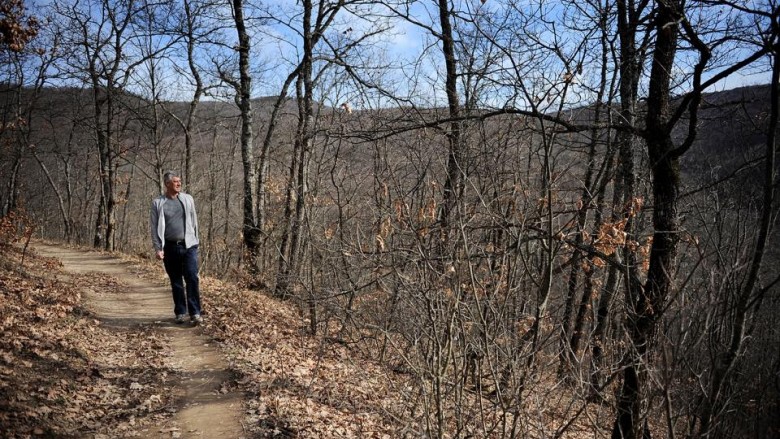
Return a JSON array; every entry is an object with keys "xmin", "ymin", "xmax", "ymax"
[{"xmin": 24, "ymin": 0, "xmax": 772, "ymax": 107}]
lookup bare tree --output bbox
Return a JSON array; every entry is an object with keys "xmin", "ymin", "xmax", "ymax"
[
  {"xmin": 221, "ymin": 0, "xmax": 261, "ymax": 278},
  {"xmin": 51, "ymin": 0, "xmax": 168, "ymax": 250},
  {"xmin": 694, "ymin": 16, "xmax": 780, "ymax": 438},
  {"xmin": 611, "ymin": 0, "xmax": 775, "ymax": 436},
  {"xmin": 0, "ymin": 0, "xmax": 39, "ymax": 217},
  {"xmin": 271, "ymin": 0, "xmax": 358, "ymax": 298}
]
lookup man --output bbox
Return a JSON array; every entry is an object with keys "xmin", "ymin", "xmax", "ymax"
[{"xmin": 150, "ymin": 171, "xmax": 203, "ymax": 324}]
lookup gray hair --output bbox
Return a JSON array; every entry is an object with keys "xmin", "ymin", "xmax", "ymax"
[{"xmin": 163, "ymin": 170, "xmax": 179, "ymax": 183}]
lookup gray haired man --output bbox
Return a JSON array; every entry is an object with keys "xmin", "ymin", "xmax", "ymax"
[{"xmin": 150, "ymin": 171, "xmax": 203, "ymax": 324}]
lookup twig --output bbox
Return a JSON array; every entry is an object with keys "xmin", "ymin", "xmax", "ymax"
[{"xmin": 21, "ymin": 226, "xmax": 35, "ymax": 266}]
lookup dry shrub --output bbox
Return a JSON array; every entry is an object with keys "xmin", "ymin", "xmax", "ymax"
[{"xmin": 0, "ymin": 209, "xmax": 34, "ymax": 247}]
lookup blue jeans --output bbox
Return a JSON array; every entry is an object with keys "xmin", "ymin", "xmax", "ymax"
[{"xmin": 163, "ymin": 242, "xmax": 202, "ymax": 317}]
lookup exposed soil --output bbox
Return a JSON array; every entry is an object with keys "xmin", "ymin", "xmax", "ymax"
[{"xmin": 31, "ymin": 243, "xmax": 246, "ymax": 439}]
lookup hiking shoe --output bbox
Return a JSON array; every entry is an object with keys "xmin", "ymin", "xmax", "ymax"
[
  {"xmin": 175, "ymin": 314, "xmax": 186, "ymax": 324},
  {"xmin": 191, "ymin": 314, "xmax": 203, "ymax": 325}
]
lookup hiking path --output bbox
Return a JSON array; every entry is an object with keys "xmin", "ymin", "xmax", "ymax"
[{"xmin": 32, "ymin": 242, "xmax": 246, "ymax": 439}]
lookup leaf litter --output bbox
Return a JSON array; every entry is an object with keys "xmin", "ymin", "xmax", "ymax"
[
  {"xmin": 3, "ymin": 241, "xmax": 610, "ymax": 438},
  {"xmin": 0, "ymin": 244, "xmax": 177, "ymax": 438}
]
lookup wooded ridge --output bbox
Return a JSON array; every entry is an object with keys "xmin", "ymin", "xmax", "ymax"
[{"xmin": 2, "ymin": 0, "xmax": 779, "ymax": 435}]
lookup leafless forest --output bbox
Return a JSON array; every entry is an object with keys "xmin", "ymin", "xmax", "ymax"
[{"xmin": 1, "ymin": 0, "xmax": 779, "ymax": 436}]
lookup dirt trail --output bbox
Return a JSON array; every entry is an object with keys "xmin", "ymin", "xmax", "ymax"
[{"xmin": 32, "ymin": 243, "xmax": 246, "ymax": 439}]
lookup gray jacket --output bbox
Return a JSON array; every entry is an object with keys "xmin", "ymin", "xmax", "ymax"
[{"xmin": 150, "ymin": 192, "xmax": 199, "ymax": 251}]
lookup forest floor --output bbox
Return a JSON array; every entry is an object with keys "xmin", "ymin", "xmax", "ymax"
[
  {"xmin": 1, "ymin": 241, "xmax": 399, "ymax": 438},
  {"xmin": 1, "ymin": 240, "xmax": 612, "ymax": 438}
]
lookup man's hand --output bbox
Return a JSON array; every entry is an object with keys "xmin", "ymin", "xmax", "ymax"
[{"xmin": 156, "ymin": 250, "xmax": 164, "ymax": 260}]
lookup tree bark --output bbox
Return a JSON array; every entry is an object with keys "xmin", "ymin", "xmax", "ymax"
[
  {"xmin": 275, "ymin": 0, "xmax": 314, "ymax": 298},
  {"xmin": 436, "ymin": 0, "xmax": 463, "ymax": 237},
  {"xmin": 231, "ymin": 0, "xmax": 261, "ymax": 279},
  {"xmin": 612, "ymin": 1, "xmax": 680, "ymax": 437},
  {"xmin": 182, "ymin": 0, "xmax": 203, "ymax": 186}
]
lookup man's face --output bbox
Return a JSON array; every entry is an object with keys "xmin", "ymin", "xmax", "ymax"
[{"xmin": 165, "ymin": 177, "xmax": 182, "ymax": 194}]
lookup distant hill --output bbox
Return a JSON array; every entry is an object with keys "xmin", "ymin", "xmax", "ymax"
[
  {"xmin": 680, "ymin": 84, "xmax": 771, "ymax": 193},
  {"xmin": 3, "ymin": 82, "xmax": 771, "ymax": 178}
]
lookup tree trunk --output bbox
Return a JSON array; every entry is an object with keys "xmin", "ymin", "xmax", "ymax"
[
  {"xmin": 612, "ymin": 1, "xmax": 680, "ymax": 436},
  {"xmin": 32, "ymin": 151, "xmax": 72, "ymax": 241},
  {"xmin": 561, "ymin": 32, "xmax": 610, "ymax": 370},
  {"xmin": 183, "ymin": 0, "xmax": 202, "ymax": 186},
  {"xmin": 231, "ymin": 0, "xmax": 261, "ymax": 280},
  {"xmin": 2, "ymin": 145, "xmax": 22, "ymax": 218},
  {"xmin": 436, "ymin": 0, "xmax": 463, "ymax": 238},
  {"xmin": 591, "ymin": 0, "xmax": 643, "ymax": 381}
]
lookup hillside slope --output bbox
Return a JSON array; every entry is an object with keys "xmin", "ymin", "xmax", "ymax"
[{"xmin": 0, "ymin": 241, "xmax": 404, "ymax": 438}]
